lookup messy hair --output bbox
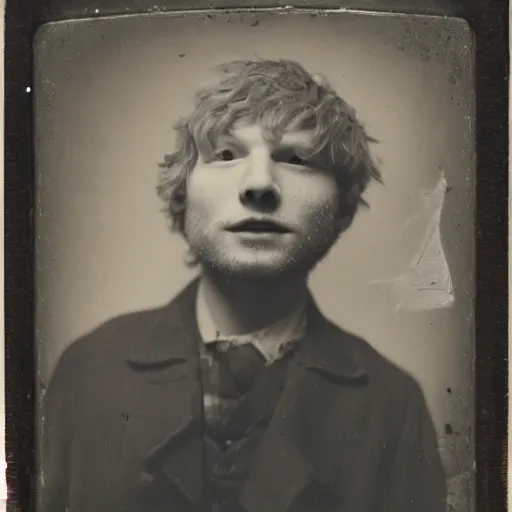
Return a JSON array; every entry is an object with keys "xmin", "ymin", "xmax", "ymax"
[{"xmin": 157, "ymin": 59, "xmax": 382, "ymax": 233}]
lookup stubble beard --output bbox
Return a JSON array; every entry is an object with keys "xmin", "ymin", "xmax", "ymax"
[{"xmin": 186, "ymin": 227, "xmax": 340, "ymax": 284}]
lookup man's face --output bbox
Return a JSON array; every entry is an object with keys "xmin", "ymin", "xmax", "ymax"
[{"xmin": 184, "ymin": 122, "xmax": 344, "ymax": 280}]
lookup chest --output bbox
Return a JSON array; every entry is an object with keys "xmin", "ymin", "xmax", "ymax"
[{"xmin": 68, "ymin": 358, "xmax": 396, "ymax": 512}]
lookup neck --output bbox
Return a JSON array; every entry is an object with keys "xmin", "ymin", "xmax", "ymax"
[{"xmin": 199, "ymin": 271, "xmax": 309, "ymax": 336}]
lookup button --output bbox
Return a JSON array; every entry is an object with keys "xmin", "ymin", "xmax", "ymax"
[{"xmin": 139, "ymin": 471, "xmax": 155, "ymax": 485}]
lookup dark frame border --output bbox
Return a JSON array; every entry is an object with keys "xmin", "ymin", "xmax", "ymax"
[{"xmin": 4, "ymin": 0, "xmax": 508, "ymax": 510}]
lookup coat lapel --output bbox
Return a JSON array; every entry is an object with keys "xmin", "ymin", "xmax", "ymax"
[
  {"xmin": 122, "ymin": 279, "xmax": 206, "ymax": 507},
  {"xmin": 239, "ymin": 296, "xmax": 369, "ymax": 512},
  {"xmin": 118, "ymin": 281, "xmax": 369, "ymax": 512}
]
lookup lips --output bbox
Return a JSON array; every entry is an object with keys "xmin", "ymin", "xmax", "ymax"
[{"xmin": 226, "ymin": 219, "xmax": 292, "ymax": 234}]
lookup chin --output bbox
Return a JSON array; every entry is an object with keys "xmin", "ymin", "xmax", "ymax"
[
  {"xmin": 199, "ymin": 250, "xmax": 320, "ymax": 282},
  {"xmin": 229, "ymin": 263, "xmax": 298, "ymax": 281},
  {"xmin": 191, "ymin": 236, "xmax": 338, "ymax": 281}
]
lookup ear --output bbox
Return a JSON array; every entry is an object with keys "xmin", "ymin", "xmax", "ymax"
[{"xmin": 335, "ymin": 184, "xmax": 359, "ymax": 234}]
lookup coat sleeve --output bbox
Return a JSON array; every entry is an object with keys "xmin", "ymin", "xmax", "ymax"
[
  {"xmin": 386, "ymin": 378, "xmax": 448, "ymax": 512},
  {"xmin": 38, "ymin": 343, "xmax": 81, "ymax": 512}
]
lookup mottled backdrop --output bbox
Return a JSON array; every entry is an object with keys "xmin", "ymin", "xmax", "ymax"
[{"xmin": 34, "ymin": 11, "xmax": 475, "ymax": 510}]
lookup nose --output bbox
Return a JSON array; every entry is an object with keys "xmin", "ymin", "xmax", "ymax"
[{"xmin": 239, "ymin": 150, "xmax": 281, "ymax": 212}]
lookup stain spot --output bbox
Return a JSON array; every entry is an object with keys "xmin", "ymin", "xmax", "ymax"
[
  {"xmin": 250, "ymin": 20, "xmax": 260, "ymax": 27},
  {"xmin": 451, "ymin": 62, "xmax": 463, "ymax": 80},
  {"xmin": 446, "ymin": 186, "xmax": 452, "ymax": 193},
  {"xmin": 178, "ymin": 53, "xmax": 186, "ymax": 58},
  {"xmin": 310, "ymin": 12, "xmax": 318, "ymax": 18},
  {"xmin": 445, "ymin": 423, "xmax": 453, "ymax": 435},
  {"xmin": 448, "ymin": 75, "xmax": 457, "ymax": 86},
  {"xmin": 447, "ymin": 387, "xmax": 452, "ymax": 393},
  {"xmin": 418, "ymin": 42, "xmax": 430, "ymax": 56},
  {"xmin": 369, "ymin": 177, "xmax": 454, "ymax": 312},
  {"xmin": 122, "ymin": 413, "xmax": 130, "ymax": 422}
]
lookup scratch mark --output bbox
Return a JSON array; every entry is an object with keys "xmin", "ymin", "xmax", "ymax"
[{"xmin": 371, "ymin": 177, "xmax": 454, "ymax": 312}]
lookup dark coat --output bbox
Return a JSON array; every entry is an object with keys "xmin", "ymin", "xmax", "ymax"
[{"xmin": 40, "ymin": 279, "xmax": 447, "ymax": 512}]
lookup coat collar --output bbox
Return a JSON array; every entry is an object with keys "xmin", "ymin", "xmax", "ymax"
[
  {"xmin": 239, "ymin": 341, "xmax": 367, "ymax": 512},
  {"xmin": 122, "ymin": 277, "xmax": 369, "ymax": 512},
  {"xmin": 299, "ymin": 295, "xmax": 368, "ymax": 382},
  {"xmin": 236, "ymin": 303, "xmax": 370, "ymax": 512},
  {"xmin": 125, "ymin": 277, "xmax": 368, "ymax": 382},
  {"xmin": 125, "ymin": 279, "xmax": 201, "ymax": 369}
]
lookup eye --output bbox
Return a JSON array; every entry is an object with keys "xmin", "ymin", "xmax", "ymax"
[
  {"xmin": 287, "ymin": 154, "xmax": 305, "ymax": 166},
  {"xmin": 218, "ymin": 149, "xmax": 235, "ymax": 161}
]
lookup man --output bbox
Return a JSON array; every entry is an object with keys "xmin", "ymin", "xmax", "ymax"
[{"xmin": 40, "ymin": 59, "xmax": 447, "ymax": 512}]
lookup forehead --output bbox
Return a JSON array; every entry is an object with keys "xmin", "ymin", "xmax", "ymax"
[{"xmin": 228, "ymin": 122, "xmax": 315, "ymax": 149}]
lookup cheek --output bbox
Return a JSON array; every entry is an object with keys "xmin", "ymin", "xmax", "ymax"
[
  {"xmin": 184, "ymin": 168, "xmax": 234, "ymax": 235},
  {"xmin": 186, "ymin": 165, "xmax": 240, "ymax": 207},
  {"xmin": 290, "ymin": 175, "xmax": 340, "ymax": 221},
  {"xmin": 185, "ymin": 170, "xmax": 217, "ymax": 214},
  {"xmin": 183, "ymin": 179, "xmax": 210, "ymax": 236}
]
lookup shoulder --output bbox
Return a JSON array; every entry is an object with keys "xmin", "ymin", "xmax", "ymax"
[
  {"xmin": 331, "ymin": 323, "xmax": 434, "ymax": 441},
  {"xmin": 353, "ymin": 331, "xmax": 419, "ymax": 390},
  {"xmin": 323, "ymin": 317, "xmax": 427, "ymax": 409},
  {"xmin": 50, "ymin": 279, "xmax": 200, "ymax": 381},
  {"xmin": 49, "ymin": 306, "xmax": 167, "ymax": 375},
  {"xmin": 322, "ymin": 316, "xmax": 418, "ymax": 386}
]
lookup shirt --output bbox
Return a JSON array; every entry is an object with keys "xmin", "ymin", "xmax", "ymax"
[
  {"xmin": 196, "ymin": 283, "xmax": 307, "ymax": 364},
  {"xmin": 195, "ymin": 281, "xmax": 307, "ymax": 434},
  {"xmin": 196, "ymin": 283, "xmax": 307, "ymax": 511}
]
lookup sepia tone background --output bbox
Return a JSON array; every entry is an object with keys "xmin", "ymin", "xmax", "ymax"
[{"xmin": 34, "ymin": 11, "xmax": 475, "ymax": 510}]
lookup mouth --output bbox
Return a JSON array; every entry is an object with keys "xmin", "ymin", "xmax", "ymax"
[{"xmin": 226, "ymin": 219, "xmax": 292, "ymax": 234}]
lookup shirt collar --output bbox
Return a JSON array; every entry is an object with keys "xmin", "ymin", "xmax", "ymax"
[
  {"xmin": 196, "ymin": 280, "xmax": 307, "ymax": 364},
  {"xmin": 126, "ymin": 277, "xmax": 367, "ymax": 382}
]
